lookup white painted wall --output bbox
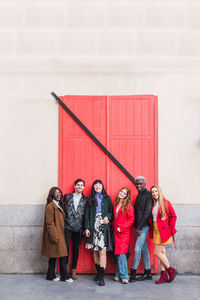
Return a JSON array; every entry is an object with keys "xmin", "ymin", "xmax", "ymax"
[{"xmin": 0, "ymin": 0, "xmax": 200, "ymax": 204}]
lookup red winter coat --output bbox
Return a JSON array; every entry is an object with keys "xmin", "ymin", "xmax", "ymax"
[
  {"xmin": 150, "ymin": 199, "xmax": 177, "ymax": 245},
  {"xmin": 112, "ymin": 204, "xmax": 135, "ymax": 255}
]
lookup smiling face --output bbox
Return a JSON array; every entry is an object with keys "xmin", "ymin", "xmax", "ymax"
[
  {"xmin": 74, "ymin": 181, "xmax": 85, "ymax": 194},
  {"xmin": 118, "ymin": 188, "xmax": 128, "ymax": 200},
  {"xmin": 151, "ymin": 187, "xmax": 159, "ymax": 200},
  {"xmin": 54, "ymin": 189, "xmax": 62, "ymax": 201},
  {"xmin": 135, "ymin": 179, "xmax": 146, "ymax": 192},
  {"xmin": 94, "ymin": 182, "xmax": 103, "ymax": 193}
]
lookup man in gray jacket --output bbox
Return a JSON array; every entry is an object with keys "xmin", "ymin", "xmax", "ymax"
[{"xmin": 62, "ymin": 179, "xmax": 88, "ymax": 280}]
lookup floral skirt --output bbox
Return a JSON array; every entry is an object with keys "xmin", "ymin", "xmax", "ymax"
[
  {"xmin": 93, "ymin": 212, "xmax": 106, "ymax": 251},
  {"xmin": 86, "ymin": 212, "xmax": 106, "ymax": 251},
  {"xmin": 153, "ymin": 221, "xmax": 172, "ymax": 245}
]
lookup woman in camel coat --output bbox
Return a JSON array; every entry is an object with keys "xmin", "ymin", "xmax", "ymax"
[{"xmin": 41, "ymin": 187, "xmax": 72, "ymax": 282}]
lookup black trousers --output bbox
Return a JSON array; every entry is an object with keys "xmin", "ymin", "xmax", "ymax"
[
  {"xmin": 65, "ymin": 229, "xmax": 81, "ymax": 269},
  {"xmin": 46, "ymin": 257, "xmax": 70, "ymax": 281}
]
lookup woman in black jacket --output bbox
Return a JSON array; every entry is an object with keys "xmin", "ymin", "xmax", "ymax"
[{"xmin": 85, "ymin": 180, "xmax": 113, "ymax": 286}]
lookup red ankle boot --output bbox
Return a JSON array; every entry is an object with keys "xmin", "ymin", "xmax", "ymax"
[
  {"xmin": 156, "ymin": 271, "xmax": 168, "ymax": 284},
  {"xmin": 167, "ymin": 266, "xmax": 177, "ymax": 283}
]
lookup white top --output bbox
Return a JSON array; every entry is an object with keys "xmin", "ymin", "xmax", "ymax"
[
  {"xmin": 152, "ymin": 201, "xmax": 159, "ymax": 222},
  {"xmin": 53, "ymin": 199, "xmax": 63, "ymax": 211},
  {"xmin": 73, "ymin": 193, "xmax": 82, "ymax": 211},
  {"xmin": 116, "ymin": 205, "xmax": 121, "ymax": 218}
]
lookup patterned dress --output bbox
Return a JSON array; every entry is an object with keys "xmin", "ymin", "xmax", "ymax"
[
  {"xmin": 93, "ymin": 212, "xmax": 106, "ymax": 251},
  {"xmin": 86, "ymin": 193, "xmax": 106, "ymax": 250}
]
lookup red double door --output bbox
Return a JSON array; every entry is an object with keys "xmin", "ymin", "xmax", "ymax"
[{"xmin": 59, "ymin": 95, "xmax": 158, "ymax": 273}]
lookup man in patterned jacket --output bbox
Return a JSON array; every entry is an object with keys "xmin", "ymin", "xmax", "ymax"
[{"xmin": 62, "ymin": 179, "xmax": 88, "ymax": 280}]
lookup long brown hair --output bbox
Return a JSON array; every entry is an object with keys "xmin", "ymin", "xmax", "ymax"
[
  {"xmin": 150, "ymin": 185, "xmax": 167, "ymax": 218},
  {"xmin": 114, "ymin": 187, "xmax": 132, "ymax": 213},
  {"xmin": 46, "ymin": 187, "xmax": 63, "ymax": 206}
]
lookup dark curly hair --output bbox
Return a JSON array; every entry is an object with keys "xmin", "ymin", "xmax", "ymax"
[{"xmin": 46, "ymin": 187, "xmax": 63, "ymax": 206}]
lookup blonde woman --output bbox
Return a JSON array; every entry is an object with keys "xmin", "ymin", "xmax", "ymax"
[
  {"xmin": 113, "ymin": 187, "xmax": 135, "ymax": 284},
  {"xmin": 150, "ymin": 185, "xmax": 177, "ymax": 284}
]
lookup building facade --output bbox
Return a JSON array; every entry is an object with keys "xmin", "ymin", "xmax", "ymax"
[{"xmin": 0, "ymin": 0, "xmax": 200, "ymax": 273}]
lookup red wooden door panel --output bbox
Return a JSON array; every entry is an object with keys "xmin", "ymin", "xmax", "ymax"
[{"xmin": 59, "ymin": 95, "xmax": 158, "ymax": 274}]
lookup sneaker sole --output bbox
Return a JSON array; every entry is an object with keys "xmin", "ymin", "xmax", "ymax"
[
  {"xmin": 129, "ymin": 279, "xmax": 136, "ymax": 283},
  {"xmin": 53, "ymin": 278, "xmax": 60, "ymax": 282}
]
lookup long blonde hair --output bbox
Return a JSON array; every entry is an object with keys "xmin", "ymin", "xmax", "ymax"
[
  {"xmin": 150, "ymin": 185, "xmax": 167, "ymax": 218},
  {"xmin": 114, "ymin": 187, "xmax": 132, "ymax": 213}
]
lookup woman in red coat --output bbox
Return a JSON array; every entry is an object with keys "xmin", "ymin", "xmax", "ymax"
[
  {"xmin": 112, "ymin": 187, "xmax": 135, "ymax": 284},
  {"xmin": 150, "ymin": 185, "xmax": 177, "ymax": 284}
]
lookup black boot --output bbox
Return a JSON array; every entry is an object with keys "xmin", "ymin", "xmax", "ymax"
[
  {"xmin": 93, "ymin": 264, "xmax": 100, "ymax": 281},
  {"xmin": 137, "ymin": 269, "xmax": 152, "ymax": 281},
  {"xmin": 98, "ymin": 267, "xmax": 105, "ymax": 286},
  {"xmin": 129, "ymin": 268, "xmax": 137, "ymax": 282}
]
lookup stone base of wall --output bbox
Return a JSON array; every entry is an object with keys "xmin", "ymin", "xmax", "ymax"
[{"xmin": 0, "ymin": 205, "xmax": 199, "ymax": 274}]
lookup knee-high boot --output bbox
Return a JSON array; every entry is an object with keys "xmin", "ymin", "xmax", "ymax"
[
  {"xmin": 93, "ymin": 264, "xmax": 100, "ymax": 281},
  {"xmin": 98, "ymin": 267, "xmax": 105, "ymax": 286}
]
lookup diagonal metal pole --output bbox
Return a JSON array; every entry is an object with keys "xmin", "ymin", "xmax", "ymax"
[{"xmin": 51, "ymin": 91, "xmax": 136, "ymax": 185}]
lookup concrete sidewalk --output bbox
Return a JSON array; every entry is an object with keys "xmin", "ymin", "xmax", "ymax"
[{"xmin": 0, "ymin": 274, "xmax": 199, "ymax": 300}]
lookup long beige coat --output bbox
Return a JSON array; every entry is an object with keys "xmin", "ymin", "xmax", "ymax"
[{"xmin": 41, "ymin": 202, "xmax": 68, "ymax": 258}]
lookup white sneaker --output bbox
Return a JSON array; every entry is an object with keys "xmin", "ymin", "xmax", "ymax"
[
  {"xmin": 53, "ymin": 277, "xmax": 60, "ymax": 282},
  {"xmin": 113, "ymin": 276, "xmax": 120, "ymax": 282},
  {"xmin": 122, "ymin": 279, "xmax": 129, "ymax": 284},
  {"xmin": 65, "ymin": 278, "xmax": 73, "ymax": 283}
]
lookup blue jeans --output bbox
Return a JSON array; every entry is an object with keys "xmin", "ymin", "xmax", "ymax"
[
  {"xmin": 132, "ymin": 226, "xmax": 151, "ymax": 270},
  {"xmin": 115, "ymin": 255, "xmax": 129, "ymax": 280}
]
